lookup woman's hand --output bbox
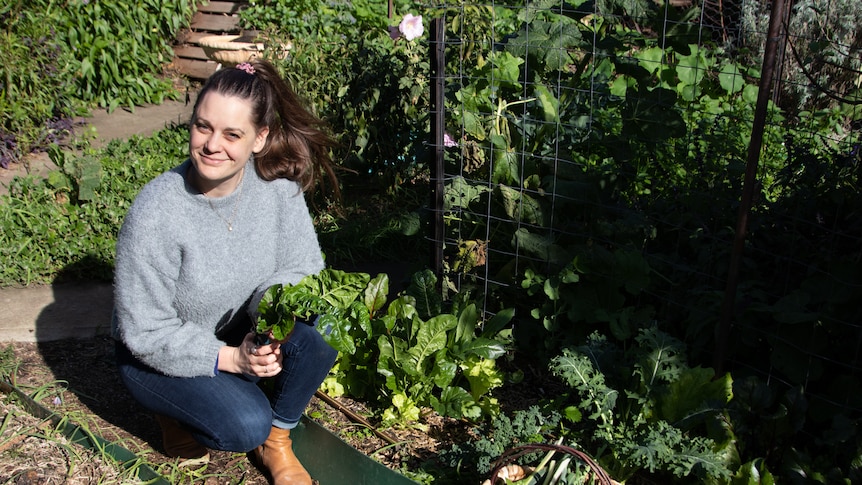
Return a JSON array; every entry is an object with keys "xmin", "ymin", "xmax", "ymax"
[{"xmin": 219, "ymin": 332, "xmax": 283, "ymax": 377}]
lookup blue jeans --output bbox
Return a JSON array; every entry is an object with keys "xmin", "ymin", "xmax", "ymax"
[{"xmin": 115, "ymin": 321, "xmax": 337, "ymax": 453}]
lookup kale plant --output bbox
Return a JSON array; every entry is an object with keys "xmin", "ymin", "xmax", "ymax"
[
  {"xmin": 548, "ymin": 327, "xmax": 737, "ymax": 483},
  {"xmin": 438, "ymin": 326, "xmax": 740, "ymax": 483},
  {"xmin": 439, "ymin": 405, "xmax": 562, "ymax": 481}
]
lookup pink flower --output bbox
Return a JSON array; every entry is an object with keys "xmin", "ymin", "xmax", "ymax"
[
  {"xmin": 399, "ymin": 14, "xmax": 424, "ymax": 41},
  {"xmin": 444, "ymin": 133, "xmax": 458, "ymax": 147}
]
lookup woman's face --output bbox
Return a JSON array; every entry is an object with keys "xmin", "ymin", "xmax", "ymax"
[{"xmin": 188, "ymin": 91, "xmax": 269, "ymax": 197}]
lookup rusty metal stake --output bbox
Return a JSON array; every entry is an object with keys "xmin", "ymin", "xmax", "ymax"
[{"xmin": 714, "ymin": 0, "xmax": 788, "ymax": 375}]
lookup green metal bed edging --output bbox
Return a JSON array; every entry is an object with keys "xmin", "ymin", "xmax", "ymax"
[
  {"xmin": 0, "ymin": 379, "xmax": 168, "ymax": 484},
  {"xmin": 2, "ymin": 379, "xmax": 420, "ymax": 485},
  {"xmin": 290, "ymin": 415, "xmax": 421, "ymax": 485}
]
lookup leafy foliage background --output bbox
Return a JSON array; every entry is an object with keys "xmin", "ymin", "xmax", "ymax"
[
  {"xmin": 0, "ymin": 0, "xmax": 191, "ymax": 167},
  {"xmin": 431, "ymin": 0, "xmax": 861, "ymax": 482}
]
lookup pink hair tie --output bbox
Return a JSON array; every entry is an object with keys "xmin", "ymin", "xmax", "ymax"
[{"xmin": 236, "ymin": 62, "xmax": 255, "ymax": 75}]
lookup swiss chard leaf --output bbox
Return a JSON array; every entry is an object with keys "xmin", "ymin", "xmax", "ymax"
[
  {"xmin": 456, "ymin": 337, "xmax": 507, "ymax": 360},
  {"xmin": 431, "ymin": 386, "xmax": 475, "ymax": 419},
  {"xmin": 455, "ymin": 303, "xmax": 479, "ymax": 345},
  {"xmin": 256, "ymin": 268, "xmax": 377, "ymax": 355},
  {"xmin": 301, "ymin": 268, "xmax": 371, "ymax": 308},
  {"xmin": 403, "ymin": 314, "xmax": 457, "ymax": 376},
  {"xmin": 406, "ymin": 269, "xmax": 441, "ymax": 319},
  {"xmin": 431, "ymin": 352, "xmax": 458, "ymax": 388},
  {"xmin": 364, "ymin": 273, "xmax": 389, "ymax": 316},
  {"xmin": 480, "ymin": 307, "xmax": 515, "ymax": 338}
]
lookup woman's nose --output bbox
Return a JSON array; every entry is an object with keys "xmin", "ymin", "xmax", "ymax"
[{"xmin": 204, "ymin": 134, "xmax": 221, "ymax": 152}]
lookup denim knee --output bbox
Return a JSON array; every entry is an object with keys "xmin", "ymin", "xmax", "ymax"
[
  {"xmin": 189, "ymin": 399, "xmax": 273, "ymax": 453},
  {"xmin": 213, "ymin": 411, "xmax": 273, "ymax": 452},
  {"xmin": 267, "ymin": 320, "xmax": 338, "ymax": 426}
]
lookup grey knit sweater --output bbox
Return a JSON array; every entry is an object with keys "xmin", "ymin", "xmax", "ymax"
[{"xmin": 112, "ymin": 159, "xmax": 324, "ymax": 377}]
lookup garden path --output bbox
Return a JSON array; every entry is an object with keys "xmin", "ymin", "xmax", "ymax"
[{"xmin": 0, "ymin": 96, "xmax": 196, "ymax": 343}]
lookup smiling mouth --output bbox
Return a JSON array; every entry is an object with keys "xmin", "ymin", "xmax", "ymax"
[{"xmin": 200, "ymin": 155, "xmax": 231, "ymax": 164}]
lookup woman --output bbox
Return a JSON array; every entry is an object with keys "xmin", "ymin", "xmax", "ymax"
[{"xmin": 112, "ymin": 59, "xmax": 339, "ymax": 485}]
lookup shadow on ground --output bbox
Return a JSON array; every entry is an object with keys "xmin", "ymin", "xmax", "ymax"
[{"xmin": 34, "ymin": 260, "xmax": 161, "ymax": 452}]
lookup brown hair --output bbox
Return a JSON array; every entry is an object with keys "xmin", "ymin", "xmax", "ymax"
[{"xmin": 192, "ymin": 58, "xmax": 339, "ymax": 199}]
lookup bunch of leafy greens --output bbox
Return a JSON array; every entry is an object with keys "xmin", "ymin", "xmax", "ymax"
[{"xmin": 255, "ymin": 269, "xmax": 386, "ymax": 354}]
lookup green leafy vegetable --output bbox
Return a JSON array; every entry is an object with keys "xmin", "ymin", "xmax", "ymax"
[{"xmin": 256, "ymin": 269, "xmax": 384, "ymax": 353}]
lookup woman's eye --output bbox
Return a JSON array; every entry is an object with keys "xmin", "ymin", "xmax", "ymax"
[{"xmin": 194, "ymin": 123, "xmax": 212, "ymax": 133}]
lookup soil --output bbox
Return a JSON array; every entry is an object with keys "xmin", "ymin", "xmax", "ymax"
[{"xmin": 0, "ymin": 337, "xmax": 481, "ymax": 484}]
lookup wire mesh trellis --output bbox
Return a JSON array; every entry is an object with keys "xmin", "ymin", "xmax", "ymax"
[{"xmin": 426, "ymin": 0, "xmax": 862, "ymax": 448}]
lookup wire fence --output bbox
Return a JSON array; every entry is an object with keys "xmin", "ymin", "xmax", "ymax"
[{"xmin": 427, "ymin": 0, "xmax": 862, "ymax": 422}]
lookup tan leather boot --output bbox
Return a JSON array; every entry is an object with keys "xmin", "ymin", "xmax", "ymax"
[
  {"xmin": 254, "ymin": 426, "xmax": 311, "ymax": 485},
  {"xmin": 154, "ymin": 414, "xmax": 209, "ymax": 467}
]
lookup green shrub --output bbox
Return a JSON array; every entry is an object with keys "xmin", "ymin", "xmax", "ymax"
[
  {"xmin": 0, "ymin": 3, "xmax": 82, "ymax": 166},
  {"xmin": 0, "ymin": 0, "xmax": 192, "ymax": 166},
  {"xmin": 0, "ymin": 125, "xmax": 187, "ymax": 286},
  {"xmin": 243, "ymin": 0, "xmax": 431, "ymax": 191},
  {"xmin": 58, "ymin": 0, "xmax": 193, "ymax": 111}
]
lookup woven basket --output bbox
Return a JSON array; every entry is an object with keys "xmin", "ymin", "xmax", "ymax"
[{"xmin": 197, "ymin": 34, "xmax": 264, "ymax": 67}]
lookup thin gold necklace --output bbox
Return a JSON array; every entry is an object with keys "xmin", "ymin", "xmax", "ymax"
[{"xmin": 205, "ymin": 169, "xmax": 244, "ymax": 231}]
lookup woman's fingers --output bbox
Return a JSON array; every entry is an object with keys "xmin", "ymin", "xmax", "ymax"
[
  {"xmin": 239, "ymin": 333, "xmax": 282, "ymax": 376},
  {"xmin": 251, "ymin": 352, "xmax": 282, "ymax": 376}
]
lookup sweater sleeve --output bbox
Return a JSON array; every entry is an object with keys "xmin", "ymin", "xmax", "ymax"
[
  {"xmin": 247, "ymin": 183, "xmax": 325, "ymax": 319},
  {"xmin": 113, "ymin": 185, "xmax": 225, "ymax": 377}
]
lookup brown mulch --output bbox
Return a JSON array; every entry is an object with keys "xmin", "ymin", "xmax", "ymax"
[
  {"xmin": 0, "ymin": 336, "xmax": 486, "ymax": 484},
  {"xmin": 0, "ymin": 394, "xmax": 128, "ymax": 484}
]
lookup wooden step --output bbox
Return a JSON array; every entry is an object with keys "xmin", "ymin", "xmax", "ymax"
[
  {"xmin": 179, "ymin": 31, "xmax": 241, "ymax": 46},
  {"xmin": 173, "ymin": 57, "xmax": 220, "ymax": 80},
  {"xmin": 190, "ymin": 11, "xmax": 242, "ymax": 33},
  {"xmin": 172, "ymin": 1, "xmax": 249, "ymax": 80},
  {"xmin": 173, "ymin": 44, "xmax": 209, "ymax": 61},
  {"xmin": 197, "ymin": 1, "xmax": 246, "ymax": 14}
]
